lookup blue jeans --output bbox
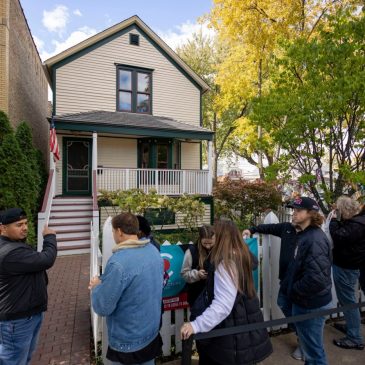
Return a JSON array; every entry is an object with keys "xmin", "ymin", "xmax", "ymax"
[
  {"xmin": 111, "ymin": 361, "xmax": 154, "ymax": 365},
  {"xmin": 293, "ymin": 303, "xmax": 330, "ymax": 365},
  {"xmin": 333, "ymin": 265, "xmax": 363, "ymax": 345},
  {"xmin": 0, "ymin": 313, "xmax": 43, "ymax": 365},
  {"xmin": 277, "ymin": 289, "xmax": 293, "ymax": 318},
  {"xmin": 277, "ymin": 289, "xmax": 297, "ymax": 333},
  {"xmin": 359, "ymin": 267, "xmax": 365, "ymax": 294}
]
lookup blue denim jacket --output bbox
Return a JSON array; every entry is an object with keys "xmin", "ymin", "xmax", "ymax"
[{"xmin": 92, "ymin": 242, "xmax": 164, "ymax": 352}]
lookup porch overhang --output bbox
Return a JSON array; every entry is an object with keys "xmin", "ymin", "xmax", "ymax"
[{"xmin": 51, "ymin": 111, "xmax": 214, "ymax": 141}]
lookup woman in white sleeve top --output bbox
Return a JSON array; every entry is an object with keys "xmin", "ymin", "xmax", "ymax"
[
  {"xmin": 181, "ymin": 225, "xmax": 214, "ymax": 309},
  {"xmin": 181, "ymin": 219, "xmax": 272, "ymax": 365}
]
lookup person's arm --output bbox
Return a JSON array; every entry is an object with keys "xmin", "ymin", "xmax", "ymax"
[
  {"xmin": 190, "ymin": 263, "xmax": 237, "ymax": 333},
  {"xmin": 4, "ymin": 234, "xmax": 57, "ymax": 273},
  {"xmin": 249, "ymin": 223, "xmax": 288, "ymax": 238},
  {"xmin": 291, "ymin": 239, "xmax": 331, "ymax": 297},
  {"xmin": 181, "ymin": 249, "xmax": 201, "ymax": 283},
  {"xmin": 91, "ymin": 261, "xmax": 126, "ymax": 316}
]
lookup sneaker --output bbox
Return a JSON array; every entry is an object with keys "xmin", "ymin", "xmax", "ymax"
[
  {"xmin": 333, "ymin": 322, "xmax": 347, "ymax": 334},
  {"xmin": 291, "ymin": 346, "xmax": 305, "ymax": 361},
  {"xmin": 333, "ymin": 337, "xmax": 364, "ymax": 350}
]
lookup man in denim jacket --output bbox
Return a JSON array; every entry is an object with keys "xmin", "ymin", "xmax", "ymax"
[{"xmin": 90, "ymin": 213, "xmax": 164, "ymax": 365}]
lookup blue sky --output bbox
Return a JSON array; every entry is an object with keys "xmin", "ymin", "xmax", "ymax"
[{"xmin": 21, "ymin": 0, "xmax": 213, "ymax": 61}]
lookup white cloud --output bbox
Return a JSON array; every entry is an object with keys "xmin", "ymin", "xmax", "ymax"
[
  {"xmin": 158, "ymin": 20, "xmax": 215, "ymax": 50},
  {"xmin": 42, "ymin": 5, "xmax": 69, "ymax": 34},
  {"xmin": 73, "ymin": 9, "xmax": 82, "ymax": 17},
  {"xmin": 39, "ymin": 26, "xmax": 97, "ymax": 61}
]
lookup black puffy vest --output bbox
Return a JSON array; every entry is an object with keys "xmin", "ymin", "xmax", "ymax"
[
  {"xmin": 186, "ymin": 245, "xmax": 207, "ymax": 307},
  {"xmin": 199, "ymin": 263, "xmax": 273, "ymax": 365}
]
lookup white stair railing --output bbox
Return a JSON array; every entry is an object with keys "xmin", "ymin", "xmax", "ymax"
[{"xmin": 37, "ymin": 168, "xmax": 56, "ymax": 251}]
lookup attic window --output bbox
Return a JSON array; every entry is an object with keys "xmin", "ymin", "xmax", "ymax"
[{"xmin": 130, "ymin": 34, "xmax": 140, "ymax": 46}]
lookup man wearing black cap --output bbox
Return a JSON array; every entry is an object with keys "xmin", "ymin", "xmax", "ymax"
[
  {"xmin": 0, "ymin": 208, "xmax": 57, "ymax": 365},
  {"xmin": 282, "ymin": 197, "xmax": 332, "ymax": 365}
]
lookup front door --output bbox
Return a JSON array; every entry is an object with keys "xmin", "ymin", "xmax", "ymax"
[
  {"xmin": 63, "ymin": 137, "xmax": 92, "ymax": 196},
  {"xmin": 138, "ymin": 139, "xmax": 176, "ymax": 169}
]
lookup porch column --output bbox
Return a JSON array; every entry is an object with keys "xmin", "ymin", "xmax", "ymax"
[
  {"xmin": 92, "ymin": 132, "xmax": 98, "ymax": 171},
  {"xmin": 207, "ymin": 140, "xmax": 213, "ymax": 195}
]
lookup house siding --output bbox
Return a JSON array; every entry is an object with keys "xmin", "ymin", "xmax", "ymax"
[
  {"xmin": 98, "ymin": 137, "xmax": 137, "ymax": 168},
  {"xmin": 55, "ymin": 26, "xmax": 200, "ymax": 126},
  {"xmin": 181, "ymin": 142, "xmax": 200, "ymax": 170}
]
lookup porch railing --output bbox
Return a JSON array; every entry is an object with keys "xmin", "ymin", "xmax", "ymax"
[{"xmin": 97, "ymin": 168, "xmax": 211, "ymax": 195}]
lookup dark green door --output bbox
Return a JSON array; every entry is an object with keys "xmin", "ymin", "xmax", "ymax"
[{"xmin": 63, "ymin": 137, "xmax": 92, "ymax": 196}]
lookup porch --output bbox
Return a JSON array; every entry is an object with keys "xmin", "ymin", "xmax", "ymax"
[
  {"xmin": 53, "ymin": 110, "xmax": 214, "ymax": 197},
  {"xmin": 97, "ymin": 167, "xmax": 210, "ymax": 195}
]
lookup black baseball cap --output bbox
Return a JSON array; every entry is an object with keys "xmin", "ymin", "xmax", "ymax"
[
  {"xmin": 287, "ymin": 197, "xmax": 320, "ymax": 211},
  {"xmin": 0, "ymin": 208, "xmax": 27, "ymax": 225}
]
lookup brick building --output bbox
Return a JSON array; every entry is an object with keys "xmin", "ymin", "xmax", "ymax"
[{"xmin": 0, "ymin": 0, "xmax": 49, "ymax": 161}]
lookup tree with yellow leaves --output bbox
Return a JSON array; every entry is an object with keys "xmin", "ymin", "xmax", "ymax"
[
  {"xmin": 209, "ymin": 0, "xmax": 360, "ymax": 177},
  {"xmin": 176, "ymin": 31, "xmax": 247, "ymax": 180}
]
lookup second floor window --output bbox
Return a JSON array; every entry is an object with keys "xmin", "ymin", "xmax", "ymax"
[{"xmin": 117, "ymin": 67, "xmax": 152, "ymax": 114}]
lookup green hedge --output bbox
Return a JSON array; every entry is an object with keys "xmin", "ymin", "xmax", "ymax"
[{"xmin": 0, "ymin": 111, "xmax": 47, "ymax": 244}]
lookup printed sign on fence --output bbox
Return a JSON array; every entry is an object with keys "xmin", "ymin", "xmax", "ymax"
[
  {"xmin": 160, "ymin": 245, "xmax": 188, "ymax": 310},
  {"xmin": 163, "ymin": 292, "xmax": 189, "ymax": 311}
]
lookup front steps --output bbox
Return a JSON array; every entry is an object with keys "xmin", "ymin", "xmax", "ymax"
[{"xmin": 48, "ymin": 197, "xmax": 93, "ymax": 256}]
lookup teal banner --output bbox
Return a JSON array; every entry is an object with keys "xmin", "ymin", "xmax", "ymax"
[
  {"xmin": 160, "ymin": 245, "xmax": 186, "ymax": 298},
  {"xmin": 245, "ymin": 237, "xmax": 259, "ymax": 292}
]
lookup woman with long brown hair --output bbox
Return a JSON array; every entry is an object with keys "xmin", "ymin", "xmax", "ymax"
[
  {"xmin": 181, "ymin": 225, "xmax": 215, "ymax": 308},
  {"xmin": 181, "ymin": 219, "xmax": 272, "ymax": 365}
]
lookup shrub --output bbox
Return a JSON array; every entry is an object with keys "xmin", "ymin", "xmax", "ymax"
[
  {"xmin": 98, "ymin": 189, "xmax": 205, "ymax": 237},
  {"xmin": 0, "ymin": 111, "xmax": 47, "ymax": 244},
  {"xmin": 154, "ymin": 231, "xmax": 199, "ymax": 245},
  {"xmin": 0, "ymin": 133, "xmax": 36, "ymax": 242},
  {"xmin": 0, "ymin": 110, "xmax": 12, "ymax": 144},
  {"xmin": 214, "ymin": 178, "xmax": 282, "ymax": 226}
]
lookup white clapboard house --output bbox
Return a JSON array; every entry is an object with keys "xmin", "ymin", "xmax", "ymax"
[{"xmin": 38, "ymin": 16, "xmax": 214, "ymax": 255}]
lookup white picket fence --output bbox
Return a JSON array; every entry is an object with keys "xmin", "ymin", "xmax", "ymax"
[{"xmin": 90, "ymin": 210, "xmax": 365, "ymax": 360}]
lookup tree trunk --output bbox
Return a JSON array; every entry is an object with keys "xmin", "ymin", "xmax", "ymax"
[{"xmin": 257, "ymin": 58, "xmax": 264, "ymax": 179}]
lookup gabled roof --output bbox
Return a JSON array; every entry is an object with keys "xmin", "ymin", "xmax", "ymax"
[
  {"xmin": 52, "ymin": 110, "xmax": 214, "ymax": 141},
  {"xmin": 43, "ymin": 15, "xmax": 210, "ymax": 93}
]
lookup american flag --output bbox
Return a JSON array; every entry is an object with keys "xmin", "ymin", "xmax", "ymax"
[{"xmin": 50, "ymin": 118, "xmax": 60, "ymax": 161}]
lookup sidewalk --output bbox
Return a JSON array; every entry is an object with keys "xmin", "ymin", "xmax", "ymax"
[
  {"xmin": 262, "ymin": 323, "xmax": 365, "ymax": 365},
  {"xmin": 164, "ymin": 323, "xmax": 365, "ymax": 365},
  {"xmin": 30, "ymin": 254, "xmax": 91, "ymax": 365}
]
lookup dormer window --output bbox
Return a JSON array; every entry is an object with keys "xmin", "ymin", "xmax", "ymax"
[{"xmin": 117, "ymin": 66, "xmax": 152, "ymax": 114}]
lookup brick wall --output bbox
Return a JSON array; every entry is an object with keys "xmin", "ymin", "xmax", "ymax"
[
  {"xmin": 0, "ymin": 0, "xmax": 10, "ymax": 113},
  {"xmin": 1, "ymin": 0, "xmax": 49, "ymax": 164}
]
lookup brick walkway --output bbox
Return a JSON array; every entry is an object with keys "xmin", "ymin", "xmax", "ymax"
[{"xmin": 31, "ymin": 255, "xmax": 91, "ymax": 365}]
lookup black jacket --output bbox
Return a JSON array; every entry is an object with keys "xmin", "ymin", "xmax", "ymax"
[
  {"xmin": 186, "ymin": 245, "xmax": 208, "ymax": 307},
  {"xmin": 250, "ymin": 223, "xmax": 297, "ymax": 280},
  {"xmin": 282, "ymin": 226, "xmax": 332, "ymax": 309},
  {"xmin": 0, "ymin": 234, "xmax": 57, "ymax": 320},
  {"xmin": 200, "ymin": 263, "xmax": 273, "ymax": 365},
  {"xmin": 330, "ymin": 210, "xmax": 365, "ymax": 270}
]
